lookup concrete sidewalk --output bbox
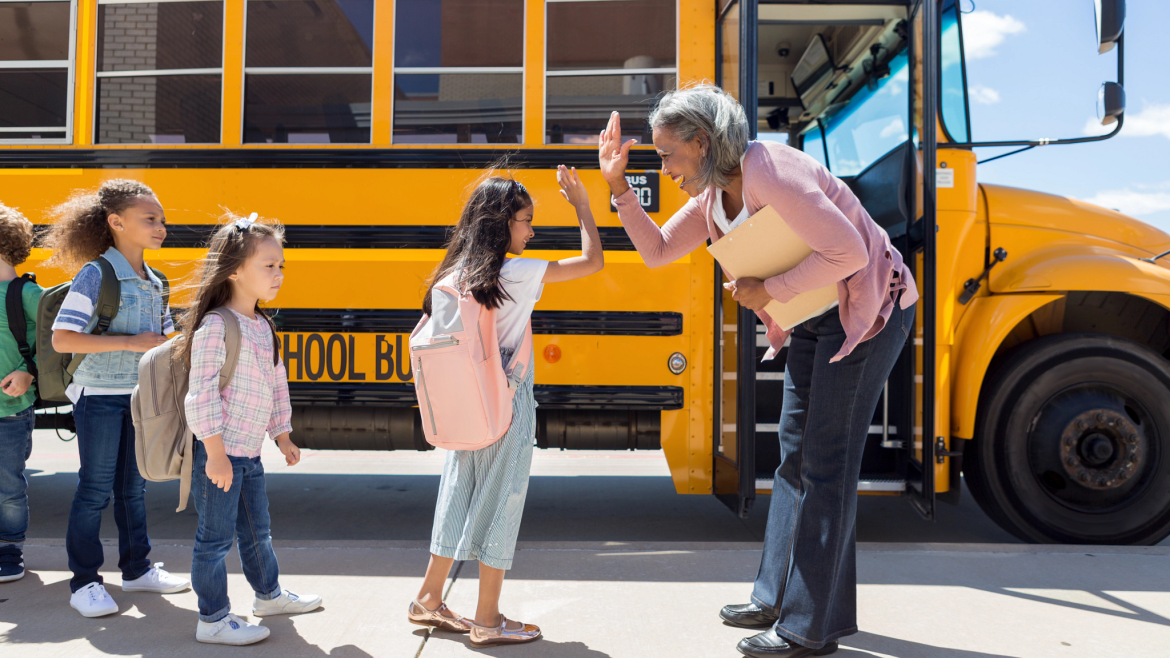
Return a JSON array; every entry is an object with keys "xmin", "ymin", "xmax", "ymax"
[{"xmin": 1, "ymin": 540, "xmax": 1167, "ymax": 658}]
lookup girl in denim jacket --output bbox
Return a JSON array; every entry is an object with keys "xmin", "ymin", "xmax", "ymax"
[
  {"xmin": 175, "ymin": 214, "xmax": 320, "ymax": 646},
  {"xmin": 44, "ymin": 180, "xmax": 190, "ymax": 617}
]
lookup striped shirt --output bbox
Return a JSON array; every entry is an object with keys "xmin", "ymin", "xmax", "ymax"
[{"xmin": 185, "ymin": 309, "xmax": 293, "ymax": 458}]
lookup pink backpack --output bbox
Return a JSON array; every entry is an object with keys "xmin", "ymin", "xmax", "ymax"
[{"xmin": 409, "ymin": 273, "xmax": 533, "ymax": 451}]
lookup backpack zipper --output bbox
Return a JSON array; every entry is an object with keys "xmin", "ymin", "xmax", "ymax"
[
  {"xmin": 413, "ymin": 335, "xmax": 459, "ymax": 351},
  {"xmin": 416, "ymin": 357, "xmax": 437, "ymax": 435}
]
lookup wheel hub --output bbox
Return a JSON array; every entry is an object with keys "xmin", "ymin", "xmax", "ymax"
[{"xmin": 1060, "ymin": 409, "xmax": 1144, "ymax": 490}]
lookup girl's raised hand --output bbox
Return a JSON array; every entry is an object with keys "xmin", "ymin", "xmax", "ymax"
[
  {"xmin": 599, "ymin": 111, "xmax": 636, "ymax": 192},
  {"xmin": 556, "ymin": 165, "xmax": 589, "ymax": 209}
]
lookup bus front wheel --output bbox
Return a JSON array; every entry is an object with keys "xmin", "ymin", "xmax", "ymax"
[{"xmin": 966, "ymin": 333, "xmax": 1170, "ymax": 545}]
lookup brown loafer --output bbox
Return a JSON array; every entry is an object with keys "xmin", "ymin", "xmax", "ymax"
[
  {"xmin": 468, "ymin": 615, "xmax": 542, "ymax": 648},
  {"xmin": 408, "ymin": 600, "xmax": 471, "ymax": 633}
]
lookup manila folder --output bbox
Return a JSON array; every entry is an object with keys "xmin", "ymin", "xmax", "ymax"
[{"xmin": 707, "ymin": 204, "xmax": 838, "ymax": 331}]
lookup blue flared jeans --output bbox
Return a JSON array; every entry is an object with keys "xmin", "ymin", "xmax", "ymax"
[{"xmin": 751, "ymin": 299, "xmax": 915, "ymax": 649}]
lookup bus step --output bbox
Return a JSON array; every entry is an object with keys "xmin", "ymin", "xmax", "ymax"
[
  {"xmin": 735, "ymin": 423, "xmax": 895, "ymax": 435},
  {"xmin": 755, "ymin": 478, "xmax": 906, "ymax": 493}
]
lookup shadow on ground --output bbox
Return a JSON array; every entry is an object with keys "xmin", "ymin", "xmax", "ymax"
[{"xmin": 25, "ymin": 471, "xmax": 1019, "ymax": 545}]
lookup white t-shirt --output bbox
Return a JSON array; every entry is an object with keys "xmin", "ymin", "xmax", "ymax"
[
  {"xmin": 712, "ymin": 187, "xmax": 751, "ymax": 235},
  {"xmin": 496, "ymin": 257, "xmax": 548, "ymax": 355}
]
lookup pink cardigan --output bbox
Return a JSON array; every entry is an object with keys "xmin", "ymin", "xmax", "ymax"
[{"xmin": 614, "ymin": 141, "xmax": 918, "ymax": 363}]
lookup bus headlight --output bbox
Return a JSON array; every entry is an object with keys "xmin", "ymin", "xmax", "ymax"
[{"xmin": 668, "ymin": 352, "xmax": 687, "ymax": 375}]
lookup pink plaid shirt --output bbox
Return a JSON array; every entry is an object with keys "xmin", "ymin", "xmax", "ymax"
[{"xmin": 185, "ymin": 309, "xmax": 293, "ymax": 458}]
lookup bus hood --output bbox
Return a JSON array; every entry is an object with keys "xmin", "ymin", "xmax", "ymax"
[{"xmin": 982, "ymin": 184, "xmax": 1170, "ymax": 256}]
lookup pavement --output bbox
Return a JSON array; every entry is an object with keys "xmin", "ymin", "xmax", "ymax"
[{"xmin": 3, "ymin": 431, "xmax": 1169, "ymax": 657}]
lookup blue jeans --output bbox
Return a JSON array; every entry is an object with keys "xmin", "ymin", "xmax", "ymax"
[
  {"xmin": 751, "ymin": 300, "xmax": 916, "ymax": 649},
  {"xmin": 0, "ymin": 406, "xmax": 35, "ymax": 551},
  {"xmin": 191, "ymin": 440, "xmax": 281, "ymax": 623},
  {"xmin": 66, "ymin": 394, "xmax": 152, "ymax": 592}
]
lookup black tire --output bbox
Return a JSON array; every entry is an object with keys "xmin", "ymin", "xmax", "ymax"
[{"xmin": 965, "ymin": 333, "xmax": 1170, "ymax": 545}]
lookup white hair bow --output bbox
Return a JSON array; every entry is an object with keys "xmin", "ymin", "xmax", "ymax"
[{"xmin": 235, "ymin": 212, "xmax": 258, "ymax": 230}]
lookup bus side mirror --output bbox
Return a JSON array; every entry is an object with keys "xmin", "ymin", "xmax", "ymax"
[
  {"xmin": 1095, "ymin": 0, "xmax": 1125, "ymax": 54},
  {"xmin": 1098, "ymin": 82, "xmax": 1125, "ymax": 126}
]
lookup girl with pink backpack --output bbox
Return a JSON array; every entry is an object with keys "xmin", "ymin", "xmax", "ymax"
[{"xmin": 409, "ymin": 167, "xmax": 603, "ymax": 648}]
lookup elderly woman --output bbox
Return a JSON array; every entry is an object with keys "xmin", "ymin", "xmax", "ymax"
[{"xmin": 601, "ymin": 85, "xmax": 917, "ymax": 658}]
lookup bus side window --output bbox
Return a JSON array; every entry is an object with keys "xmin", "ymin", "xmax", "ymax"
[
  {"xmin": 243, "ymin": 0, "xmax": 375, "ymax": 145},
  {"xmin": 0, "ymin": 0, "xmax": 72, "ymax": 143},
  {"xmin": 545, "ymin": 0, "xmax": 677, "ymax": 145},
  {"xmin": 393, "ymin": 0, "xmax": 524, "ymax": 145},
  {"xmin": 96, "ymin": 0, "xmax": 225, "ymax": 145}
]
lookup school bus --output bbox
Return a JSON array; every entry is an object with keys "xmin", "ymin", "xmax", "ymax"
[{"xmin": 1, "ymin": 0, "xmax": 1163, "ymax": 545}]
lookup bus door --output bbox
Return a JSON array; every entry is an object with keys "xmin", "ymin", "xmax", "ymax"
[
  {"xmin": 712, "ymin": 0, "xmax": 759, "ymax": 517},
  {"xmin": 713, "ymin": 0, "xmax": 939, "ymax": 519}
]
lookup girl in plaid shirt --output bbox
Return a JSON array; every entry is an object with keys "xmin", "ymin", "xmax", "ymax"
[{"xmin": 176, "ymin": 214, "xmax": 321, "ymax": 646}]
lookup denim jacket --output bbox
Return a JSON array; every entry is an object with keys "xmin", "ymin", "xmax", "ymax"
[{"xmin": 71, "ymin": 247, "xmax": 169, "ymax": 389}]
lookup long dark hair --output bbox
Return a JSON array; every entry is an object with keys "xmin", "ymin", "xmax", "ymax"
[
  {"xmin": 41, "ymin": 179, "xmax": 155, "ymax": 272},
  {"xmin": 422, "ymin": 176, "xmax": 533, "ymax": 316},
  {"xmin": 172, "ymin": 213, "xmax": 285, "ymax": 368}
]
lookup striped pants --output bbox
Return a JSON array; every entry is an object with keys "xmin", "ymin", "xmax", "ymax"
[{"xmin": 429, "ymin": 367, "xmax": 535, "ymax": 570}]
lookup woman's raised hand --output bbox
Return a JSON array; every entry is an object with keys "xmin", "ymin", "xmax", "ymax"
[{"xmin": 599, "ymin": 111, "xmax": 637, "ymax": 196}]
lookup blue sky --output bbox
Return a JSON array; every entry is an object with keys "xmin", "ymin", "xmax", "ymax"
[{"xmin": 960, "ymin": 1, "xmax": 1170, "ymax": 233}]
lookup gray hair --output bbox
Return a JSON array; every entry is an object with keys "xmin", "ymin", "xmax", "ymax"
[{"xmin": 648, "ymin": 83, "xmax": 749, "ymax": 190}]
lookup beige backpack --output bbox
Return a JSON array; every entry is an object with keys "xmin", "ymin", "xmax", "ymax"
[{"xmin": 131, "ymin": 309, "xmax": 242, "ymax": 512}]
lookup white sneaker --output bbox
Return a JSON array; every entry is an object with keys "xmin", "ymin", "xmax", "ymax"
[
  {"xmin": 70, "ymin": 582, "xmax": 119, "ymax": 618},
  {"xmin": 196, "ymin": 613, "xmax": 271, "ymax": 646},
  {"xmin": 121, "ymin": 562, "xmax": 191, "ymax": 594},
  {"xmin": 252, "ymin": 589, "xmax": 323, "ymax": 617}
]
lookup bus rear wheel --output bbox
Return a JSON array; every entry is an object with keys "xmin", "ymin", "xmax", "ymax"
[{"xmin": 966, "ymin": 333, "xmax": 1170, "ymax": 545}]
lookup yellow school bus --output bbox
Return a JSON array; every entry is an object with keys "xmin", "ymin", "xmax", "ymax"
[{"xmin": 3, "ymin": 0, "xmax": 1165, "ymax": 544}]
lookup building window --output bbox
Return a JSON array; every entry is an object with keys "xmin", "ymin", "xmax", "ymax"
[
  {"xmin": 0, "ymin": 0, "xmax": 75, "ymax": 144},
  {"xmin": 392, "ymin": 0, "xmax": 523, "ymax": 145},
  {"xmin": 95, "ymin": 0, "xmax": 223, "ymax": 144},
  {"xmin": 244, "ymin": 0, "xmax": 374, "ymax": 144},
  {"xmin": 545, "ymin": 0, "xmax": 676, "ymax": 144}
]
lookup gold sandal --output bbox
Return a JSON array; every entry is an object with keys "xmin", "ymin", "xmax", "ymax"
[
  {"xmin": 407, "ymin": 600, "xmax": 471, "ymax": 633},
  {"xmin": 467, "ymin": 615, "xmax": 542, "ymax": 648}
]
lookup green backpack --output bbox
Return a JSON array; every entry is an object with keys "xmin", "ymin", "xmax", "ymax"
[{"xmin": 35, "ymin": 257, "xmax": 170, "ymax": 404}]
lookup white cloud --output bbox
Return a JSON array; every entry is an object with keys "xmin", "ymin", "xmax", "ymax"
[
  {"xmin": 879, "ymin": 117, "xmax": 906, "ymax": 139},
  {"xmin": 1080, "ymin": 183, "xmax": 1170, "ymax": 217},
  {"xmin": 1082, "ymin": 117, "xmax": 1114, "ymax": 136},
  {"xmin": 968, "ymin": 84, "xmax": 1000, "ymax": 105},
  {"xmin": 961, "ymin": 10, "xmax": 1026, "ymax": 59},
  {"xmin": 1083, "ymin": 102, "xmax": 1170, "ymax": 138}
]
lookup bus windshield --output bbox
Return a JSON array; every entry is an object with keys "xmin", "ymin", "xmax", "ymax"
[{"xmin": 802, "ymin": 49, "xmax": 910, "ymax": 177}]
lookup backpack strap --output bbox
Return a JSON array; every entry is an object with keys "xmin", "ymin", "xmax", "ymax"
[
  {"xmin": 63, "ymin": 259, "xmax": 121, "ymax": 380},
  {"xmin": 206, "ymin": 308, "xmax": 242, "ymax": 392},
  {"xmin": 6, "ymin": 273, "xmax": 37, "ymax": 378},
  {"xmin": 149, "ymin": 266, "xmax": 170, "ymax": 332},
  {"xmin": 93, "ymin": 257, "xmax": 120, "ymax": 333},
  {"xmin": 505, "ymin": 321, "xmax": 534, "ymax": 391},
  {"xmin": 177, "ymin": 430, "xmax": 194, "ymax": 513}
]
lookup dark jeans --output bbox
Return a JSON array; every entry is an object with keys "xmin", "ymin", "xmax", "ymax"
[
  {"xmin": 66, "ymin": 394, "xmax": 152, "ymax": 592},
  {"xmin": 191, "ymin": 440, "xmax": 281, "ymax": 623},
  {"xmin": 0, "ymin": 406, "xmax": 35, "ymax": 549},
  {"xmin": 751, "ymin": 300, "xmax": 916, "ymax": 649}
]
